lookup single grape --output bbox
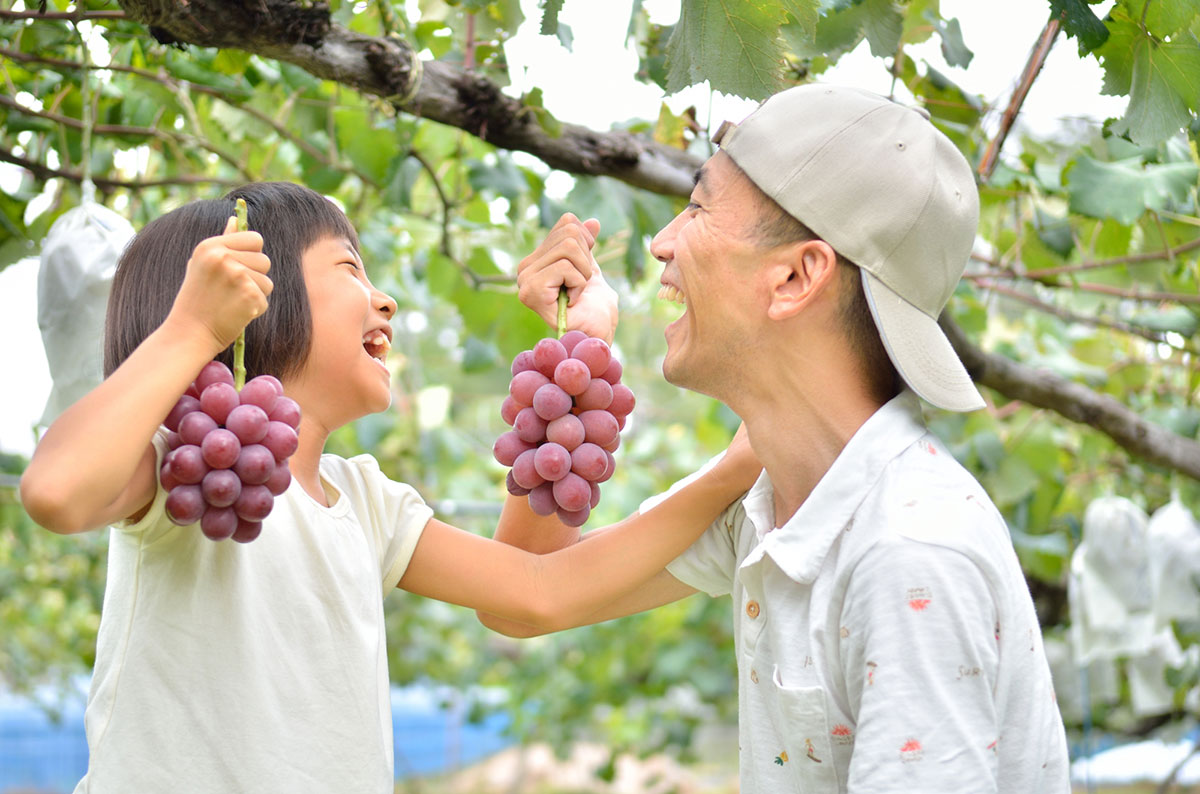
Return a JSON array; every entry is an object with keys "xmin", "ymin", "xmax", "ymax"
[
  {"xmin": 559, "ymin": 330, "xmax": 588, "ymax": 355},
  {"xmin": 239, "ymin": 376, "xmax": 280, "ymax": 414},
  {"xmin": 201, "ymin": 468, "xmax": 242, "ymax": 508},
  {"xmin": 166, "ymin": 431, "xmax": 183, "ymax": 451},
  {"xmin": 553, "ymin": 358, "xmax": 591, "ymax": 396},
  {"xmin": 171, "ymin": 444, "xmax": 209, "ymax": 485},
  {"xmin": 165, "ymin": 485, "xmax": 205, "ymax": 526},
  {"xmin": 569, "ymin": 442, "xmax": 607, "ymax": 480},
  {"xmin": 609, "ymin": 383, "xmax": 636, "ymax": 417},
  {"xmin": 599, "ymin": 357, "xmax": 622, "ymax": 385},
  {"xmin": 575, "ymin": 378, "xmax": 613, "ymax": 411},
  {"xmin": 510, "ymin": 370, "xmax": 550, "ymax": 406},
  {"xmin": 513, "ymin": 407, "xmax": 548, "ymax": 444},
  {"xmin": 552, "ymin": 472, "xmax": 590, "ymax": 512},
  {"xmin": 234, "ymin": 444, "xmax": 274, "ymax": 485},
  {"xmin": 200, "ymin": 506, "xmax": 238, "ymax": 541},
  {"xmin": 527, "ymin": 483, "xmax": 557, "ymax": 516},
  {"xmin": 178, "ymin": 411, "xmax": 218, "ymax": 447},
  {"xmin": 255, "ymin": 374, "xmax": 285, "ymax": 396},
  {"xmin": 506, "ymin": 470, "xmax": 530, "ymax": 496},
  {"xmin": 532, "ymin": 383, "xmax": 572, "ymax": 421},
  {"xmin": 493, "ymin": 431, "xmax": 535, "ymax": 467},
  {"xmin": 545, "ymin": 413, "xmax": 585, "ymax": 451},
  {"xmin": 264, "ymin": 464, "xmax": 292, "ymax": 496},
  {"xmin": 164, "ymin": 394, "xmax": 201, "ymax": 433},
  {"xmin": 589, "ymin": 480, "xmax": 601, "ymax": 509},
  {"xmin": 500, "ymin": 396, "xmax": 522, "ymax": 426},
  {"xmin": 225, "ymin": 404, "xmax": 269, "ymax": 445},
  {"xmin": 200, "ymin": 382, "xmax": 239, "ymax": 425},
  {"xmin": 201, "ymin": 428, "xmax": 241, "ymax": 469},
  {"xmin": 597, "ymin": 451, "xmax": 616, "ymax": 483},
  {"xmin": 234, "ymin": 484, "xmax": 274, "ymax": 521},
  {"xmin": 262, "ymin": 421, "xmax": 299, "ymax": 461},
  {"xmin": 511, "ymin": 350, "xmax": 536, "ymax": 375},
  {"xmin": 231, "ymin": 519, "xmax": 263, "ymax": 544},
  {"xmin": 160, "ymin": 462, "xmax": 181, "ymax": 492},
  {"xmin": 556, "ymin": 505, "xmax": 590, "ymax": 527},
  {"xmin": 578, "ymin": 410, "xmax": 619, "ymax": 447},
  {"xmin": 572, "ymin": 337, "xmax": 611, "ymax": 377},
  {"xmin": 533, "ymin": 442, "xmax": 571, "ymax": 482},
  {"xmin": 267, "ymin": 396, "xmax": 302, "ymax": 429},
  {"xmin": 195, "ymin": 360, "xmax": 235, "ymax": 392},
  {"xmin": 511, "ymin": 449, "xmax": 544, "ymax": 490},
  {"xmin": 532, "ymin": 337, "xmax": 568, "ymax": 379},
  {"xmin": 601, "ymin": 434, "xmax": 621, "ymax": 453}
]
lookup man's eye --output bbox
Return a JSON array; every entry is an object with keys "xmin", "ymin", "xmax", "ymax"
[{"xmin": 685, "ymin": 202, "xmax": 701, "ymax": 212}]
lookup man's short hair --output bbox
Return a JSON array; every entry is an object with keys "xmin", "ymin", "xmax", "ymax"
[{"xmin": 748, "ymin": 182, "xmax": 901, "ymax": 404}]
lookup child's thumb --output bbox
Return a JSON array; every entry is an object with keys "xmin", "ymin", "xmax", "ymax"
[{"xmin": 224, "ymin": 214, "xmax": 238, "ymax": 235}]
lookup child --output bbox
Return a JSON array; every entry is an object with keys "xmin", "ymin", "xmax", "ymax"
[{"xmin": 19, "ymin": 182, "xmax": 758, "ymax": 793}]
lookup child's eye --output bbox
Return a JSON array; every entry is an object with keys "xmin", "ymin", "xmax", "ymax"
[{"xmin": 341, "ymin": 261, "xmax": 361, "ymax": 270}]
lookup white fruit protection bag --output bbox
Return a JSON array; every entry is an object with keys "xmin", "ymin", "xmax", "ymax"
[{"xmin": 37, "ymin": 198, "xmax": 135, "ymax": 425}]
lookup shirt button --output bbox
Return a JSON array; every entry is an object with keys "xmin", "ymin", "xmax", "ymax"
[
  {"xmin": 746, "ymin": 600, "xmax": 760, "ymax": 619},
  {"xmin": 750, "ymin": 669, "xmax": 759, "ymax": 684}
]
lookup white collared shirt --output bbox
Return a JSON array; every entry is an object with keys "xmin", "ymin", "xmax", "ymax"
[{"xmin": 659, "ymin": 392, "xmax": 1070, "ymax": 793}]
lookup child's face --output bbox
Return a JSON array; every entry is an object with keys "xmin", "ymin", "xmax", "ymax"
[{"xmin": 287, "ymin": 236, "xmax": 397, "ymax": 430}]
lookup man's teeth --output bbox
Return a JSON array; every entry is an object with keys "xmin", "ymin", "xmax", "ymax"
[{"xmin": 657, "ymin": 285, "xmax": 686, "ymax": 305}]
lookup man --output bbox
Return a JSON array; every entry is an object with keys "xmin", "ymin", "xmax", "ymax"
[{"xmin": 486, "ymin": 83, "xmax": 1070, "ymax": 792}]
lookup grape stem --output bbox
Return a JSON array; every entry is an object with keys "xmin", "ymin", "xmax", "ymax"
[
  {"xmin": 556, "ymin": 286, "xmax": 567, "ymax": 340},
  {"xmin": 233, "ymin": 198, "xmax": 248, "ymax": 391}
]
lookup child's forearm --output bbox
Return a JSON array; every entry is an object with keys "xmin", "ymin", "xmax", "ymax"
[
  {"xmin": 20, "ymin": 316, "xmax": 222, "ymax": 533},
  {"xmin": 492, "ymin": 493, "xmax": 582, "ymax": 554}
]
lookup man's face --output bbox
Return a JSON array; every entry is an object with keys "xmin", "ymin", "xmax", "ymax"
[{"xmin": 650, "ymin": 151, "xmax": 768, "ymax": 398}]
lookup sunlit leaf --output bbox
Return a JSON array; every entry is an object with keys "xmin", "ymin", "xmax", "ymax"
[
  {"xmin": 665, "ymin": 0, "xmax": 787, "ymax": 99},
  {"xmin": 1066, "ymin": 155, "xmax": 1200, "ymax": 224}
]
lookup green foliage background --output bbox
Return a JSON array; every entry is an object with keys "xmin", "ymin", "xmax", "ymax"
[{"xmin": 2, "ymin": 0, "xmax": 1200, "ymax": 771}]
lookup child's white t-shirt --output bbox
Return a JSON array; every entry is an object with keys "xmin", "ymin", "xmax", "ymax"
[{"xmin": 73, "ymin": 434, "xmax": 433, "ymax": 793}]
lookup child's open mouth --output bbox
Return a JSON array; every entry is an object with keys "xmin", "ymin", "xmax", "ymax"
[{"xmin": 363, "ymin": 329, "xmax": 392, "ymax": 368}]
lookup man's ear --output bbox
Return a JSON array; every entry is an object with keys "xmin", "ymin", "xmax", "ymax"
[{"xmin": 766, "ymin": 239, "xmax": 840, "ymax": 321}]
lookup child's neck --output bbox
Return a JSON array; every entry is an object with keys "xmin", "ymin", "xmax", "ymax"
[{"xmin": 290, "ymin": 416, "xmax": 331, "ymax": 506}]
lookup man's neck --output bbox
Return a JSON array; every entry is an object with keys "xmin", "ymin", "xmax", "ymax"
[{"xmin": 736, "ymin": 371, "xmax": 884, "ymax": 528}]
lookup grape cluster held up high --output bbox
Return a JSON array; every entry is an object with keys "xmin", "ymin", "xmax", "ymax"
[
  {"xmin": 160, "ymin": 362, "xmax": 299, "ymax": 542},
  {"xmin": 494, "ymin": 330, "xmax": 635, "ymax": 527}
]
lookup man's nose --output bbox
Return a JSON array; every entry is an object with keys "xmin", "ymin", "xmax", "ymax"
[{"xmin": 649, "ymin": 217, "xmax": 678, "ymax": 263}]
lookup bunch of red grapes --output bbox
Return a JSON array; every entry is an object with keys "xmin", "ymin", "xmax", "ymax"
[
  {"xmin": 159, "ymin": 361, "xmax": 300, "ymax": 542},
  {"xmin": 493, "ymin": 331, "xmax": 635, "ymax": 527}
]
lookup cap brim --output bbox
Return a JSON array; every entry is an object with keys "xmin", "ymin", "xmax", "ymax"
[{"xmin": 861, "ymin": 270, "xmax": 985, "ymax": 412}]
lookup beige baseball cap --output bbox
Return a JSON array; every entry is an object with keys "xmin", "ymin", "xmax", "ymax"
[{"xmin": 716, "ymin": 83, "xmax": 985, "ymax": 412}]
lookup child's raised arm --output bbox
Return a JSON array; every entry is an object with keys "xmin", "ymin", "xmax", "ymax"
[
  {"xmin": 20, "ymin": 216, "xmax": 271, "ymax": 534},
  {"xmin": 400, "ymin": 428, "xmax": 760, "ymax": 634}
]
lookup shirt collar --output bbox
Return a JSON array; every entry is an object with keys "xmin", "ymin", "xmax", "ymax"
[{"xmin": 740, "ymin": 390, "xmax": 929, "ymax": 584}]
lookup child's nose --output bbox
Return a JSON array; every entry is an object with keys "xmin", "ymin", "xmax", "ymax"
[{"xmin": 375, "ymin": 290, "xmax": 397, "ymax": 317}]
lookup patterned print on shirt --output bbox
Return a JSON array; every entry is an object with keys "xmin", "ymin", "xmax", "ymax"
[
  {"xmin": 867, "ymin": 660, "xmax": 877, "ymax": 686},
  {"xmin": 900, "ymin": 739, "xmax": 924, "ymax": 763},
  {"xmin": 907, "ymin": 586, "xmax": 932, "ymax": 611},
  {"xmin": 805, "ymin": 738, "xmax": 823, "ymax": 763},
  {"xmin": 831, "ymin": 724, "xmax": 854, "ymax": 746},
  {"xmin": 774, "ymin": 751, "xmax": 789, "ymax": 766}
]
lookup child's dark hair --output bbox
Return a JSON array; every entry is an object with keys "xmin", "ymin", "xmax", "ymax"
[{"xmin": 103, "ymin": 182, "xmax": 360, "ymax": 380}]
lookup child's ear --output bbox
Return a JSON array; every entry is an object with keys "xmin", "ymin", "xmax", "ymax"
[{"xmin": 766, "ymin": 239, "xmax": 840, "ymax": 321}]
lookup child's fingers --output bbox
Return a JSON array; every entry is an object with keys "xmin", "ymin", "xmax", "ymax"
[
  {"xmin": 229, "ymin": 250, "xmax": 271, "ymax": 275},
  {"xmin": 222, "ymin": 230, "xmax": 265, "ymax": 253},
  {"xmin": 223, "ymin": 214, "xmax": 238, "ymax": 235}
]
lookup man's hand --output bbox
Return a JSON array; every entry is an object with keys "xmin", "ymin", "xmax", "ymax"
[{"xmin": 517, "ymin": 213, "xmax": 619, "ymax": 344}]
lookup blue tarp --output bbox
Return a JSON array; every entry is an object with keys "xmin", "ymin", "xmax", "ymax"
[{"xmin": 0, "ymin": 679, "xmax": 512, "ymax": 793}]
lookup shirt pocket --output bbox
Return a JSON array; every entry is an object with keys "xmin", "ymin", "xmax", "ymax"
[{"xmin": 765, "ymin": 665, "xmax": 841, "ymax": 791}]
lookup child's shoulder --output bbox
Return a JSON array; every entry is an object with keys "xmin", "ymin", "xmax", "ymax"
[{"xmin": 318, "ymin": 452, "xmax": 427, "ymax": 504}]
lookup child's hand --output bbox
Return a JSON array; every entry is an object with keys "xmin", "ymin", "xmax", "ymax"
[
  {"xmin": 168, "ymin": 215, "xmax": 273, "ymax": 353},
  {"xmin": 517, "ymin": 213, "xmax": 619, "ymax": 344}
]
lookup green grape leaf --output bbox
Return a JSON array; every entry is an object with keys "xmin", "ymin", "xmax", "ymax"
[
  {"xmin": 930, "ymin": 14, "xmax": 973, "ymax": 68},
  {"xmin": 664, "ymin": 0, "xmax": 787, "ymax": 99},
  {"xmin": 539, "ymin": 0, "xmax": 564, "ymax": 34},
  {"xmin": 1049, "ymin": 0, "xmax": 1110, "ymax": 54},
  {"xmin": 1066, "ymin": 155, "xmax": 1200, "ymax": 225},
  {"xmin": 1144, "ymin": 0, "xmax": 1200, "ymax": 39},
  {"xmin": 860, "ymin": 0, "xmax": 904, "ymax": 58},
  {"xmin": 1110, "ymin": 39, "xmax": 1200, "ymax": 145},
  {"xmin": 780, "ymin": 0, "xmax": 819, "ymax": 37}
]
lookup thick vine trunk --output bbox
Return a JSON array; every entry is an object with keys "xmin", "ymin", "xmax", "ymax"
[{"xmin": 114, "ymin": 0, "xmax": 1200, "ymax": 481}]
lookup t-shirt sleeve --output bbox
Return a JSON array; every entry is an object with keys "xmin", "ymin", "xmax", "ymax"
[
  {"xmin": 347, "ymin": 455, "xmax": 435, "ymax": 590},
  {"xmin": 638, "ymin": 452, "xmax": 739, "ymax": 598},
  {"xmin": 839, "ymin": 536, "xmax": 1002, "ymax": 792},
  {"xmin": 112, "ymin": 429, "xmax": 171, "ymax": 534}
]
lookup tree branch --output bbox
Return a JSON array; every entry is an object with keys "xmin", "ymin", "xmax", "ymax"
[
  {"xmin": 941, "ymin": 314, "xmax": 1200, "ymax": 480},
  {"xmin": 0, "ymin": 146, "xmax": 240, "ymax": 189}
]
